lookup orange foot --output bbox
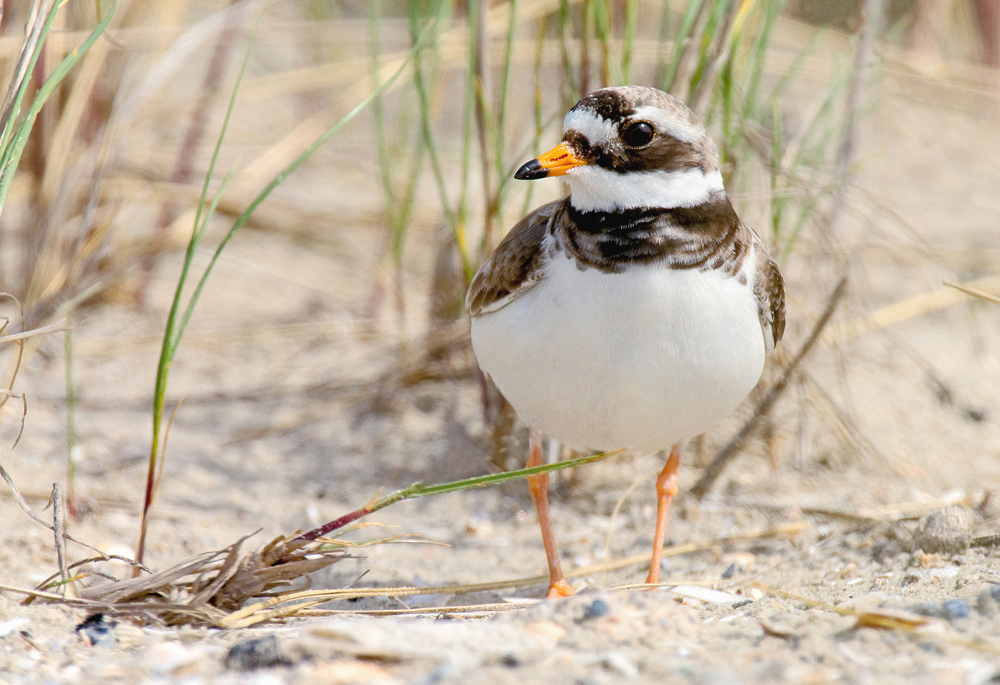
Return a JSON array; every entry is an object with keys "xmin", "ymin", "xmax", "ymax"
[{"xmin": 546, "ymin": 578, "xmax": 576, "ymax": 599}]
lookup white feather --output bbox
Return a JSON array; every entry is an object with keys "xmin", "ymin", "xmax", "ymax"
[
  {"xmin": 563, "ymin": 109, "xmax": 616, "ymax": 147},
  {"xmin": 566, "ymin": 165, "xmax": 724, "ymax": 212},
  {"xmin": 471, "ymin": 253, "xmax": 765, "ymax": 455}
]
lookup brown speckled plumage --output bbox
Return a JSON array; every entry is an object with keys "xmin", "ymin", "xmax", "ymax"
[{"xmin": 467, "ymin": 196, "xmax": 785, "ymax": 351}]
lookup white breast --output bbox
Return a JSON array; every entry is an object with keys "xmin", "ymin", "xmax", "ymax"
[{"xmin": 470, "ymin": 248, "xmax": 766, "ymax": 454}]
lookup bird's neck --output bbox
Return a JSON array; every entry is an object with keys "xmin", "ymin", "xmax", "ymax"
[
  {"xmin": 555, "ymin": 191, "xmax": 743, "ymax": 273},
  {"xmin": 566, "ymin": 165, "xmax": 725, "ymax": 214}
]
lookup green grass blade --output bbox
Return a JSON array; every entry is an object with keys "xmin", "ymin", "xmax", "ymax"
[
  {"xmin": 299, "ymin": 448, "xmax": 627, "ymax": 541},
  {"xmin": 497, "ymin": 0, "xmax": 517, "ymax": 139},
  {"xmin": 171, "ymin": 163, "xmax": 240, "ymax": 347},
  {"xmin": 409, "ymin": 4, "xmax": 459, "ymax": 230},
  {"xmin": 768, "ymin": 25, "xmax": 826, "ymax": 104},
  {"xmin": 177, "ymin": 27, "xmax": 430, "ymax": 346},
  {"xmin": 660, "ymin": 0, "xmax": 703, "ymax": 93},
  {"xmin": 137, "ymin": 17, "xmax": 429, "ymax": 566},
  {"xmin": 740, "ymin": 0, "xmax": 783, "ymax": 123},
  {"xmin": 382, "ymin": 448, "xmax": 626, "ymax": 503},
  {"xmin": 151, "ymin": 14, "xmax": 261, "ymax": 450},
  {"xmin": 369, "ymin": 0, "xmax": 396, "ymax": 214},
  {"xmin": 0, "ymin": 0, "xmax": 56, "ymax": 155},
  {"xmin": 0, "ymin": 0, "xmax": 117, "ymax": 212},
  {"xmin": 622, "ymin": 0, "xmax": 638, "ymax": 84},
  {"xmin": 592, "ymin": 0, "xmax": 622, "ymax": 86}
]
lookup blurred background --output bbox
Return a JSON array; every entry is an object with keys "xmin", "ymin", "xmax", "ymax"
[{"xmin": 0, "ymin": 0, "xmax": 998, "ymax": 595}]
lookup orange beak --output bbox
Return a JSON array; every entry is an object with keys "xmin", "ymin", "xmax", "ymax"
[{"xmin": 514, "ymin": 142, "xmax": 588, "ymax": 180}]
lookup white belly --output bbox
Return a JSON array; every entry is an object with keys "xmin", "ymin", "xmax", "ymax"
[{"xmin": 470, "ymin": 252, "xmax": 766, "ymax": 454}]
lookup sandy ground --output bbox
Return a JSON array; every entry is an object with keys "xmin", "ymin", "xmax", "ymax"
[{"xmin": 1, "ymin": 58, "xmax": 1000, "ymax": 683}]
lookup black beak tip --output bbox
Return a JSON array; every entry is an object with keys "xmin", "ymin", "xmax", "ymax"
[{"xmin": 514, "ymin": 159, "xmax": 547, "ymax": 180}]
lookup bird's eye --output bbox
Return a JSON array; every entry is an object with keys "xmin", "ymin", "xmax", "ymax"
[{"xmin": 621, "ymin": 121, "xmax": 655, "ymax": 148}]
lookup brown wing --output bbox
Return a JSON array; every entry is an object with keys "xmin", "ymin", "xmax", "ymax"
[
  {"xmin": 752, "ymin": 233, "xmax": 785, "ymax": 352},
  {"xmin": 466, "ymin": 199, "xmax": 564, "ymax": 317}
]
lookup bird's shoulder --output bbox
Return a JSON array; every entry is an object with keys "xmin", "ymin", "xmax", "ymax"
[{"xmin": 466, "ymin": 199, "xmax": 565, "ymax": 317}]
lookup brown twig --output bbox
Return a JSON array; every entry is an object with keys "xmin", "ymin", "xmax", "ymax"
[
  {"xmin": 0, "ymin": 293, "xmax": 28, "ymax": 412},
  {"xmin": 690, "ymin": 275, "xmax": 849, "ymax": 498},
  {"xmin": 51, "ymin": 483, "xmax": 72, "ymax": 596},
  {"xmin": 0, "ymin": 461, "xmax": 106, "ymax": 557},
  {"xmin": 0, "ymin": 390, "xmax": 27, "ymax": 447}
]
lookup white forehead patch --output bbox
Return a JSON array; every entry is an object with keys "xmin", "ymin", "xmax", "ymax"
[
  {"xmin": 563, "ymin": 108, "xmax": 616, "ymax": 146},
  {"xmin": 631, "ymin": 105, "xmax": 703, "ymax": 145},
  {"xmin": 564, "ymin": 104, "xmax": 707, "ymax": 149},
  {"xmin": 566, "ymin": 165, "xmax": 724, "ymax": 212}
]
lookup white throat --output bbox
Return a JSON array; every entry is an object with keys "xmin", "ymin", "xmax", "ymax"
[{"xmin": 566, "ymin": 165, "xmax": 725, "ymax": 212}]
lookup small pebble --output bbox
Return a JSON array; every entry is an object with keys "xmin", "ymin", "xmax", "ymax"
[
  {"xmin": 75, "ymin": 613, "xmax": 116, "ymax": 647},
  {"xmin": 909, "ymin": 599, "xmax": 971, "ymax": 623},
  {"xmin": 721, "ymin": 563, "xmax": 736, "ymax": 580},
  {"xmin": 912, "ymin": 506, "xmax": 973, "ymax": 554},
  {"xmin": 941, "ymin": 599, "xmax": 971, "ymax": 620},
  {"xmin": 975, "ymin": 589, "xmax": 999, "ymax": 617},
  {"xmin": 224, "ymin": 635, "xmax": 289, "ymax": 671},
  {"xmin": 990, "ymin": 584, "xmax": 1000, "ymax": 602},
  {"xmin": 580, "ymin": 598, "xmax": 611, "ymax": 621},
  {"xmin": 600, "ymin": 652, "xmax": 639, "ymax": 679}
]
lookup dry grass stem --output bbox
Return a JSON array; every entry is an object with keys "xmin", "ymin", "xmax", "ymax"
[
  {"xmin": 290, "ymin": 603, "xmax": 526, "ymax": 617},
  {"xmin": 51, "ymin": 484, "xmax": 72, "ymax": 597},
  {"xmin": 19, "ymin": 531, "xmax": 350, "ymax": 626},
  {"xmin": 5, "ymin": 519, "xmax": 804, "ymax": 629},
  {"xmin": 798, "ymin": 492, "xmax": 970, "ymax": 523},
  {"xmin": 944, "ymin": 280, "xmax": 1000, "ymax": 305},
  {"xmin": 730, "ymin": 492, "xmax": 971, "ymax": 524},
  {"xmin": 219, "ymin": 520, "xmax": 805, "ymax": 628},
  {"xmin": 0, "ymin": 321, "xmax": 66, "ymax": 343},
  {"xmin": 0, "ymin": 462, "xmax": 107, "ymax": 557},
  {"xmin": 822, "ymin": 275, "xmax": 1000, "ymax": 346},
  {"xmin": 754, "ymin": 583, "xmax": 1000, "ymax": 656}
]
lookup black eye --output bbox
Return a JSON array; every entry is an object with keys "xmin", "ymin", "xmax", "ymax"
[{"xmin": 621, "ymin": 121, "xmax": 654, "ymax": 148}]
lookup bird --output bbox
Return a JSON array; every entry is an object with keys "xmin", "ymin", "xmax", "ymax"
[{"xmin": 466, "ymin": 86, "xmax": 785, "ymax": 598}]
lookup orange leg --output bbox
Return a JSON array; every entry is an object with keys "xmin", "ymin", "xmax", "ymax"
[
  {"xmin": 527, "ymin": 429, "xmax": 575, "ymax": 598},
  {"xmin": 646, "ymin": 442, "xmax": 683, "ymax": 585}
]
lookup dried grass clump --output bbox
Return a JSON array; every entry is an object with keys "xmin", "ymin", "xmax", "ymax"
[
  {"xmin": 4, "ymin": 450, "xmax": 621, "ymax": 627},
  {"xmin": 21, "ymin": 532, "xmax": 350, "ymax": 627}
]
